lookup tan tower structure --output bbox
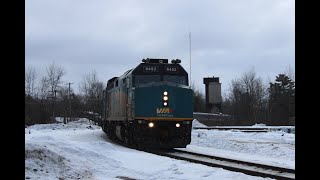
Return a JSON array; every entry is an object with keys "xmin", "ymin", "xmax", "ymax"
[{"xmin": 203, "ymin": 76, "xmax": 222, "ymax": 113}]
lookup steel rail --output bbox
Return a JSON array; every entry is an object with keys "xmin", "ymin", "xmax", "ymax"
[{"xmin": 145, "ymin": 149, "xmax": 295, "ymax": 180}]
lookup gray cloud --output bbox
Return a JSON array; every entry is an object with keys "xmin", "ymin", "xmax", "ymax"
[{"xmin": 25, "ymin": 0, "xmax": 295, "ymax": 95}]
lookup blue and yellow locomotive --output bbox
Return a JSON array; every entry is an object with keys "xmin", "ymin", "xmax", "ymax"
[{"xmin": 101, "ymin": 58, "xmax": 193, "ymax": 148}]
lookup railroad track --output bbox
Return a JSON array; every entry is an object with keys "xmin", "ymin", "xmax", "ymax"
[
  {"xmin": 193, "ymin": 127, "xmax": 269, "ymax": 132},
  {"xmin": 146, "ymin": 149, "xmax": 295, "ymax": 180}
]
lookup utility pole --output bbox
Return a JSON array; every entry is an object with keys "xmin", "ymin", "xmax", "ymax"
[
  {"xmin": 189, "ymin": 32, "xmax": 192, "ymax": 86},
  {"xmin": 54, "ymin": 89, "xmax": 57, "ymax": 120},
  {"xmin": 68, "ymin": 82, "xmax": 74, "ymax": 122},
  {"xmin": 47, "ymin": 87, "xmax": 56, "ymax": 123},
  {"xmin": 52, "ymin": 87, "xmax": 54, "ymax": 123}
]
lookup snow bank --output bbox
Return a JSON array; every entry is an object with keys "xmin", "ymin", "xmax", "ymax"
[{"xmin": 192, "ymin": 119, "xmax": 207, "ymax": 128}]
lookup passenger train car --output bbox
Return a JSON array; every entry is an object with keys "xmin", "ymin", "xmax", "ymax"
[{"xmin": 101, "ymin": 58, "xmax": 193, "ymax": 148}]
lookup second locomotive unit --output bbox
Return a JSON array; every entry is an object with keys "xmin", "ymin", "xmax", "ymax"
[{"xmin": 101, "ymin": 58, "xmax": 193, "ymax": 148}]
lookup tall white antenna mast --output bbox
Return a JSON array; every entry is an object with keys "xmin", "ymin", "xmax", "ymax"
[{"xmin": 189, "ymin": 32, "xmax": 192, "ymax": 87}]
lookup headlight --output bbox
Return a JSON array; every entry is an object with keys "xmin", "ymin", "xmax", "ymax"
[
  {"xmin": 176, "ymin": 123, "xmax": 180, "ymax": 128},
  {"xmin": 162, "ymin": 91, "xmax": 169, "ymax": 107},
  {"xmin": 148, "ymin": 122, "xmax": 154, "ymax": 128}
]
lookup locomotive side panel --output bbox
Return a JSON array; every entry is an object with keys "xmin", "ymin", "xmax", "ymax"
[{"xmin": 106, "ymin": 82, "xmax": 127, "ymax": 121}]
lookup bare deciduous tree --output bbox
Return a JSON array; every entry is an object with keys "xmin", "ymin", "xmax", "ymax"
[
  {"xmin": 25, "ymin": 66, "xmax": 37, "ymax": 97},
  {"xmin": 80, "ymin": 70, "xmax": 104, "ymax": 98},
  {"xmin": 79, "ymin": 70, "xmax": 104, "ymax": 114},
  {"xmin": 37, "ymin": 77, "xmax": 49, "ymax": 100},
  {"xmin": 45, "ymin": 62, "xmax": 65, "ymax": 93},
  {"xmin": 225, "ymin": 68, "xmax": 267, "ymax": 125},
  {"xmin": 190, "ymin": 83, "xmax": 206, "ymax": 112}
]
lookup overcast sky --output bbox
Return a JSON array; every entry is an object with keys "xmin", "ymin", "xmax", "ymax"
[{"xmin": 25, "ymin": 0, "xmax": 295, "ymax": 95}]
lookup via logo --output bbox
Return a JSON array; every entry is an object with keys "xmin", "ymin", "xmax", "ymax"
[{"xmin": 156, "ymin": 108, "xmax": 173, "ymax": 114}]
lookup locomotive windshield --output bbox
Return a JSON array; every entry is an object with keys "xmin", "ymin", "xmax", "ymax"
[
  {"xmin": 134, "ymin": 75, "xmax": 187, "ymax": 86},
  {"xmin": 135, "ymin": 75, "xmax": 161, "ymax": 86},
  {"xmin": 132, "ymin": 62, "xmax": 189, "ymax": 87},
  {"xmin": 163, "ymin": 75, "xmax": 187, "ymax": 85}
]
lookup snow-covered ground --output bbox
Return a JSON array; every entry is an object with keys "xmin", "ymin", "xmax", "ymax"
[
  {"xmin": 25, "ymin": 119, "xmax": 294, "ymax": 180},
  {"xmin": 188, "ymin": 120, "xmax": 294, "ymax": 169}
]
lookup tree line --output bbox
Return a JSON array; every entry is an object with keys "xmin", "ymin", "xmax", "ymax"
[
  {"xmin": 25, "ymin": 63, "xmax": 295, "ymax": 126},
  {"xmin": 191, "ymin": 67, "xmax": 295, "ymax": 126},
  {"xmin": 25, "ymin": 62, "xmax": 104, "ymax": 125}
]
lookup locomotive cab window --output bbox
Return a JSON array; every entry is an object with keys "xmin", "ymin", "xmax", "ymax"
[
  {"xmin": 135, "ymin": 75, "xmax": 161, "ymax": 86},
  {"xmin": 163, "ymin": 75, "xmax": 187, "ymax": 85}
]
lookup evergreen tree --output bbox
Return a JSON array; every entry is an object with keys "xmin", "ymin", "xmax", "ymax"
[{"xmin": 268, "ymin": 74, "xmax": 295, "ymax": 125}]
